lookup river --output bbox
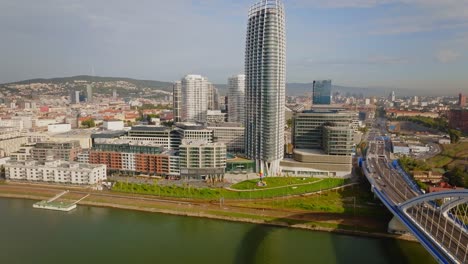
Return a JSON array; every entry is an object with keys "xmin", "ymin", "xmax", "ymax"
[{"xmin": 0, "ymin": 198, "xmax": 436, "ymax": 264}]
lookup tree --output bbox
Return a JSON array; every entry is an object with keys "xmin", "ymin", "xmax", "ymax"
[
  {"xmin": 445, "ymin": 167, "xmax": 466, "ymax": 187},
  {"xmin": 448, "ymin": 129, "xmax": 462, "ymax": 144},
  {"xmin": 81, "ymin": 118, "xmax": 96, "ymax": 128}
]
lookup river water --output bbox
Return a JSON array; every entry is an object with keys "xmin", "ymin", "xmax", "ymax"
[{"xmin": 0, "ymin": 198, "xmax": 436, "ymax": 264}]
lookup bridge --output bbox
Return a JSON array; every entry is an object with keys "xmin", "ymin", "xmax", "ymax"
[{"xmin": 363, "ymin": 137, "xmax": 468, "ymax": 264}]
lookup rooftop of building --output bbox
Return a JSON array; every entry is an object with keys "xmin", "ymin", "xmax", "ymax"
[
  {"xmin": 50, "ymin": 129, "xmax": 97, "ymax": 138},
  {"xmin": 301, "ymin": 107, "xmax": 356, "ymax": 114},
  {"xmin": 180, "ymin": 139, "xmax": 225, "ymax": 147},
  {"xmin": 130, "ymin": 125, "xmax": 171, "ymax": 132},
  {"xmin": 93, "ymin": 138, "xmax": 165, "ymax": 148},
  {"xmin": 91, "ymin": 130, "xmax": 128, "ymax": 139},
  {"xmin": 393, "ymin": 142, "xmax": 409, "ymax": 147},
  {"xmin": 34, "ymin": 140, "xmax": 81, "ymax": 147},
  {"xmin": 175, "ymin": 122, "xmax": 208, "ymax": 130},
  {"xmin": 207, "ymin": 122, "xmax": 244, "ymax": 128},
  {"xmin": 6, "ymin": 159, "xmax": 105, "ymax": 170}
]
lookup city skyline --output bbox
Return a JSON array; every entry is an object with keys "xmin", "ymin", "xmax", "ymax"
[{"xmin": 0, "ymin": 0, "xmax": 467, "ymax": 93}]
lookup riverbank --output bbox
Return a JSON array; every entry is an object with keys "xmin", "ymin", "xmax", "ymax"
[{"xmin": 0, "ymin": 183, "xmax": 417, "ymax": 242}]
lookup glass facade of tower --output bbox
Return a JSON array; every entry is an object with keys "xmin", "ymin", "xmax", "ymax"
[
  {"xmin": 312, "ymin": 80, "xmax": 332, "ymax": 105},
  {"xmin": 293, "ymin": 109, "xmax": 356, "ymax": 155},
  {"xmin": 244, "ymin": 0, "xmax": 286, "ymax": 175}
]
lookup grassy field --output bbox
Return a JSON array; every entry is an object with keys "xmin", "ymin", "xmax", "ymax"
[
  {"xmin": 232, "ymin": 182, "xmax": 389, "ymax": 218},
  {"xmin": 230, "ymin": 177, "xmax": 320, "ymax": 190},
  {"xmin": 112, "ymin": 178, "xmax": 348, "ymax": 200},
  {"xmin": 426, "ymin": 142, "xmax": 468, "ymax": 169}
]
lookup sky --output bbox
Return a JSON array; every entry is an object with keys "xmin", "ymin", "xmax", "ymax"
[{"xmin": 0, "ymin": 0, "xmax": 467, "ymax": 94}]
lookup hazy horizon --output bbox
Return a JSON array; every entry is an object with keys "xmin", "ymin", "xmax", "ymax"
[{"xmin": 1, "ymin": 0, "xmax": 467, "ymax": 94}]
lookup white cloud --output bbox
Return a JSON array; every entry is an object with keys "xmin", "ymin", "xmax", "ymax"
[{"xmin": 435, "ymin": 50, "xmax": 462, "ymax": 63}]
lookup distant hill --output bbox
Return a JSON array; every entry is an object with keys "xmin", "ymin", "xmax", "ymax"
[
  {"xmin": 5, "ymin": 76, "xmax": 419, "ymax": 97},
  {"xmin": 4, "ymin": 75, "xmax": 173, "ymax": 92}
]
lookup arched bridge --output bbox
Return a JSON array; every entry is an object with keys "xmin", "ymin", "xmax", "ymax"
[{"xmin": 364, "ymin": 140, "xmax": 468, "ymax": 264}]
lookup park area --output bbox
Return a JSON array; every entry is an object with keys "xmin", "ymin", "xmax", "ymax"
[
  {"xmin": 425, "ymin": 142, "xmax": 468, "ymax": 169},
  {"xmin": 112, "ymin": 177, "xmax": 348, "ymax": 200}
]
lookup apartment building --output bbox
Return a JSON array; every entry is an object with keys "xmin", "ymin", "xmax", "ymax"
[
  {"xmin": 179, "ymin": 139, "xmax": 226, "ymax": 181},
  {"xmin": 5, "ymin": 159, "xmax": 106, "ymax": 185},
  {"xmin": 31, "ymin": 141, "xmax": 81, "ymax": 161},
  {"xmin": 89, "ymin": 139, "xmax": 178, "ymax": 176}
]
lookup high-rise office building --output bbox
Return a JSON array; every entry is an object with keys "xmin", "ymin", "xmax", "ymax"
[
  {"xmin": 312, "ymin": 80, "xmax": 332, "ymax": 105},
  {"xmin": 181, "ymin": 75, "xmax": 209, "ymax": 123},
  {"xmin": 228, "ymin": 75, "xmax": 246, "ymax": 124},
  {"xmin": 245, "ymin": 0, "xmax": 286, "ymax": 176},
  {"xmin": 293, "ymin": 109, "xmax": 357, "ymax": 154},
  {"xmin": 113, "ymin": 89, "xmax": 118, "ymax": 98},
  {"xmin": 173, "ymin": 81, "xmax": 182, "ymax": 123},
  {"xmin": 459, "ymin": 93, "xmax": 466, "ymax": 108},
  {"xmin": 69, "ymin": 90, "xmax": 80, "ymax": 104},
  {"xmin": 86, "ymin": 84, "xmax": 93, "ymax": 103}
]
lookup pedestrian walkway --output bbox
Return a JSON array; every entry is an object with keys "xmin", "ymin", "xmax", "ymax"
[{"xmin": 225, "ymin": 179, "xmax": 324, "ymax": 192}]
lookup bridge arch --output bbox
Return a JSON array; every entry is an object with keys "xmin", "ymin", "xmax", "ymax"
[
  {"xmin": 398, "ymin": 190, "xmax": 468, "ymax": 264},
  {"xmin": 398, "ymin": 190, "xmax": 468, "ymax": 212},
  {"xmin": 440, "ymin": 197, "xmax": 468, "ymax": 215}
]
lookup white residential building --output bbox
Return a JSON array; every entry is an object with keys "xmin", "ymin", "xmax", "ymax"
[
  {"xmin": 181, "ymin": 74, "xmax": 209, "ymax": 123},
  {"xmin": 206, "ymin": 110, "xmax": 226, "ymax": 123},
  {"xmin": 48, "ymin": 123, "xmax": 72, "ymax": 133},
  {"xmin": 0, "ymin": 118, "xmax": 24, "ymax": 130},
  {"xmin": 0, "ymin": 127, "xmax": 28, "ymax": 155},
  {"xmin": 179, "ymin": 139, "xmax": 226, "ymax": 180},
  {"xmin": 5, "ymin": 160, "xmax": 107, "ymax": 185},
  {"xmin": 103, "ymin": 120, "xmax": 124, "ymax": 131}
]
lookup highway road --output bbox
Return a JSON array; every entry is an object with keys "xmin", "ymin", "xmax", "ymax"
[{"xmin": 365, "ymin": 118, "xmax": 467, "ymax": 264}]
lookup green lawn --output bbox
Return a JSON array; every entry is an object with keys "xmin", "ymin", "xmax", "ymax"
[
  {"xmin": 233, "ymin": 182, "xmax": 388, "ymax": 218},
  {"xmin": 230, "ymin": 177, "xmax": 320, "ymax": 190},
  {"xmin": 112, "ymin": 178, "xmax": 348, "ymax": 200},
  {"xmin": 426, "ymin": 142, "xmax": 468, "ymax": 168}
]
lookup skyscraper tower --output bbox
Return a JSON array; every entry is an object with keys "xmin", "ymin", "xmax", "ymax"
[
  {"xmin": 69, "ymin": 90, "xmax": 80, "ymax": 104},
  {"xmin": 244, "ymin": 0, "xmax": 286, "ymax": 176},
  {"xmin": 173, "ymin": 81, "xmax": 182, "ymax": 123},
  {"xmin": 86, "ymin": 84, "xmax": 93, "ymax": 103},
  {"xmin": 389, "ymin": 91, "xmax": 396, "ymax": 102},
  {"xmin": 228, "ymin": 74, "xmax": 245, "ymax": 124},
  {"xmin": 181, "ymin": 75, "xmax": 209, "ymax": 123},
  {"xmin": 312, "ymin": 80, "xmax": 332, "ymax": 105}
]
